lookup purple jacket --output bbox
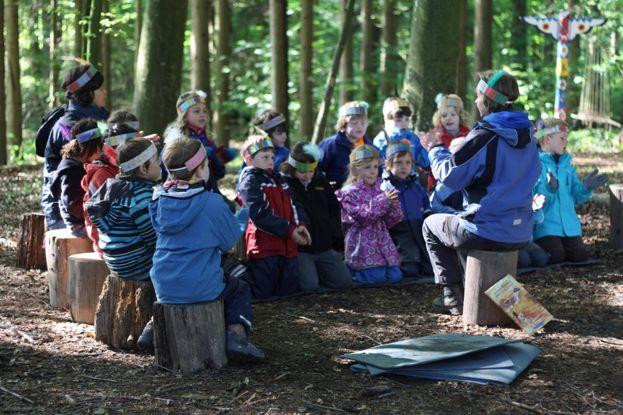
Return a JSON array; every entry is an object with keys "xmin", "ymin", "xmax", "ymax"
[{"xmin": 336, "ymin": 178, "xmax": 403, "ymax": 269}]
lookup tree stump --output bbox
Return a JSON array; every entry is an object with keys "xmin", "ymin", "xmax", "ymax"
[
  {"xmin": 231, "ymin": 235, "xmax": 247, "ymax": 260},
  {"xmin": 153, "ymin": 301, "xmax": 227, "ymax": 372},
  {"xmin": 68, "ymin": 252, "xmax": 109, "ymax": 324},
  {"xmin": 94, "ymin": 275, "xmax": 155, "ymax": 350},
  {"xmin": 609, "ymin": 184, "xmax": 623, "ymax": 250},
  {"xmin": 45, "ymin": 229, "xmax": 92, "ymax": 309},
  {"xmin": 463, "ymin": 250, "xmax": 517, "ymax": 327},
  {"xmin": 16, "ymin": 213, "xmax": 47, "ymax": 270}
]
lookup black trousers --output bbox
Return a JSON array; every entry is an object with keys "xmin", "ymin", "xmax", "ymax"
[
  {"xmin": 423, "ymin": 214, "xmax": 525, "ymax": 286},
  {"xmin": 534, "ymin": 235, "xmax": 588, "ymax": 264}
]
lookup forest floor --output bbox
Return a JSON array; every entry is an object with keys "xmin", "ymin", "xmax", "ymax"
[{"xmin": 1, "ymin": 153, "xmax": 622, "ymax": 415}]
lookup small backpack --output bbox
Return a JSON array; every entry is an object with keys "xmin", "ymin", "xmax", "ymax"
[{"xmin": 35, "ymin": 105, "xmax": 66, "ymax": 157}]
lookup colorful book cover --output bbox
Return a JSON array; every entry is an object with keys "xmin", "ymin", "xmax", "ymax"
[{"xmin": 485, "ymin": 275, "xmax": 553, "ymax": 334}]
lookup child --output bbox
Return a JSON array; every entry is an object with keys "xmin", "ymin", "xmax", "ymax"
[
  {"xmin": 42, "ymin": 63, "xmax": 108, "ymax": 230},
  {"xmin": 318, "ymin": 101, "xmax": 375, "ymax": 189},
  {"xmin": 381, "ymin": 141, "xmax": 432, "ymax": 278},
  {"xmin": 336, "ymin": 145, "xmax": 403, "ymax": 284},
  {"xmin": 50, "ymin": 119, "xmax": 104, "ymax": 238},
  {"xmin": 85, "ymin": 137, "xmax": 160, "ymax": 280},
  {"xmin": 108, "ymin": 109, "xmax": 140, "ymax": 131},
  {"xmin": 164, "ymin": 90, "xmax": 237, "ymax": 189},
  {"xmin": 281, "ymin": 142, "xmax": 352, "ymax": 292},
  {"xmin": 238, "ymin": 135, "xmax": 311, "ymax": 299},
  {"xmin": 374, "ymin": 97, "xmax": 429, "ymax": 169},
  {"xmin": 533, "ymin": 118, "xmax": 608, "ymax": 264},
  {"xmin": 150, "ymin": 138, "xmax": 264, "ymax": 361}
]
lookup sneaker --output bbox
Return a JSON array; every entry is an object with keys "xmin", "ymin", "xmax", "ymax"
[
  {"xmin": 137, "ymin": 321, "xmax": 154, "ymax": 353},
  {"xmin": 226, "ymin": 328, "xmax": 265, "ymax": 363},
  {"xmin": 432, "ymin": 286, "xmax": 463, "ymax": 316}
]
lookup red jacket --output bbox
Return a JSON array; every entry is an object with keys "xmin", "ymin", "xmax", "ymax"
[
  {"xmin": 82, "ymin": 155, "xmax": 119, "ymax": 253},
  {"xmin": 426, "ymin": 125, "xmax": 470, "ymax": 190},
  {"xmin": 238, "ymin": 167, "xmax": 306, "ymax": 260}
]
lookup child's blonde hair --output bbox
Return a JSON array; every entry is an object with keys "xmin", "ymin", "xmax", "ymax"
[
  {"xmin": 535, "ymin": 118, "xmax": 567, "ymax": 142},
  {"xmin": 162, "ymin": 138, "xmax": 207, "ymax": 181},
  {"xmin": 432, "ymin": 93, "xmax": 469, "ymax": 129},
  {"xmin": 336, "ymin": 101, "xmax": 368, "ymax": 131},
  {"xmin": 382, "ymin": 97, "xmax": 412, "ymax": 123},
  {"xmin": 241, "ymin": 134, "xmax": 274, "ymax": 164},
  {"xmin": 174, "ymin": 90, "xmax": 212, "ymax": 134},
  {"xmin": 345, "ymin": 144, "xmax": 380, "ymax": 185}
]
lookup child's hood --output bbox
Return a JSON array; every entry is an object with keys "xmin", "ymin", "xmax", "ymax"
[
  {"xmin": 539, "ymin": 151, "xmax": 572, "ymax": 167},
  {"xmin": 480, "ymin": 111, "xmax": 533, "ymax": 149},
  {"xmin": 150, "ymin": 183, "xmax": 209, "ymax": 234},
  {"xmin": 85, "ymin": 178, "xmax": 135, "ymax": 223},
  {"xmin": 50, "ymin": 158, "xmax": 85, "ymax": 198}
]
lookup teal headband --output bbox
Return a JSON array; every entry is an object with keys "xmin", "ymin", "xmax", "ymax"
[
  {"xmin": 352, "ymin": 147, "xmax": 377, "ymax": 161},
  {"xmin": 477, "ymin": 70, "xmax": 513, "ymax": 105},
  {"xmin": 244, "ymin": 138, "xmax": 274, "ymax": 161},
  {"xmin": 386, "ymin": 140, "xmax": 411, "ymax": 159},
  {"xmin": 287, "ymin": 155, "xmax": 317, "ymax": 172}
]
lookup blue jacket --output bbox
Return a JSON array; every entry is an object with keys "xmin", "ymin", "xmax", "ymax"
[
  {"xmin": 533, "ymin": 152, "xmax": 591, "ymax": 239},
  {"xmin": 149, "ymin": 181, "xmax": 242, "ymax": 304},
  {"xmin": 381, "ymin": 171, "xmax": 429, "ymax": 222},
  {"xmin": 429, "ymin": 111, "xmax": 541, "ymax": 243},
  {"xmin": 318, "ymin": 131, "xmax": 374, "ymax": 189},
  {"xmin": 430, "ymin": 182, "xmax": 463, "ymax": 214},
  {"xmin": 50, "ymin": 158, "xmax": 87, "ymax": 237}
]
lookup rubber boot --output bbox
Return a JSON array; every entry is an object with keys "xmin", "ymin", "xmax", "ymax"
[
  {"xmin": 226, "ymin": 327, "xmax": 265, "ymax": 363},
  {"xmin": 432, "ymin": 285, "xmax": 463, "ymax": 316}
]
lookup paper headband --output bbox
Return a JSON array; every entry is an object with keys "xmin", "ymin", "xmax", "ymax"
[
  {"xmin": 76, "ymin": 127, "xmax": 104, "ymax": 144},
  {"xmin": 66, "ymin": 65, "xmax": 99, "ymax": 93},
  {"xmin": 386, "ymin": 140, "xmax": 412, "ymax": 159},
  {"xmin": 352, "ymin": 147, "xmax": 377, "ymax": 161},
  {"xmin": 259, "ymin": 114, "xmax": 286, "ymax": 132},
  {"xmin": 119, "ymin": 143, "xmax": 157, "ymax": 173},
  {"xmin": 287, "ymin": 155, "xmax": 317, "ymax": 172},
  {"xmin": 437, "ymin": 96, "xmax": 464, "ymax": 110},
  {"xmin": 477, "ymin": 70, "xmax": 513, "ymax": 105},
  {"xmin": 535, "ymin": 124, "xmax": 567, "ymax": 139},
  {"xmin": 243, "ymin": 138, "xmax": 274, "ymax": 161},
  {"xmin": 105, "ymin": 132, "xmax": 141, "ymax": 147},
  {"xmin": 339, "ymin": 103, "xmax": 368, "ymax": 117},
  {"xmin": 177, "ymin": 94, "xmax": 207, "ymax": 113},
  {"xmin": 167, "ymin": 146, "xmax": 207, "ymax": 172}
]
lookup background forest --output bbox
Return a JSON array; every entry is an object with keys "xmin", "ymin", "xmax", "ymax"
[{"xmin": 0, "ymin": 0, "xmax": 621, "ymax": 166}]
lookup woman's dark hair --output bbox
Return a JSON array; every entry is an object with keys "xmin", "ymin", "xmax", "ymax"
[
  {"xmin": 108, "ymin": 110, "xmax": 139, "ymax": 127},
  {"xmin": 477, "ymin": 70, "xmax": 519, "ymax": 113},
  {"xmin": 61, "ymin": 64, "xmax": 104, "ymax": 107},
  {"xmin": 280, "ymin": 142, "xmax": 316, "ymax": 177},
  {"xmin": 108, "ymin": 122, "xmax": 139, "ymax": 136},
  {"xmin": 61, "ymin": 118, "xmax": 103, "ymax": 160},
  {"xmin": 116, "ymin": 138, "xmax": 153, "ymax": 177},
  {"xmin": 254, "ymin": 110, "xmax": 286, "ymax": 135}
]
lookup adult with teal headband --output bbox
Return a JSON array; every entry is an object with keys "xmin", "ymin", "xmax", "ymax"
[
  {"xmin": 421, "ymin": 69, "xmax": 541, "ymax": 316},
  {"xmin": 41, "ymin": 62, "xmax": 109, "ymax": 230}
]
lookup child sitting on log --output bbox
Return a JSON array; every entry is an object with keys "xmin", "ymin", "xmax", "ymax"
[
  {"xmin": 150, "ymin": 138, "xmax": 264, "ymax": 361},
  {"xmin": 50, "ymin": 119, "xmax": 104, "ymax": 238},
  {"xmin": 281, "ymin": 142, "xmax": 352, "ymax": 292},
  {"xmin": 336, "ymin": 145, "xmax": 404, "ymax": 284},
  {"xmin": 381, "ymin": 140, "xmax": 432, "ymax": 278},
  {"xmin": 533, "ymin": 118, "xmax": 608, "ymax": 264},
  {"xmin": 237, "ymin": 135, "xmax": 311, "ymax": 299}
]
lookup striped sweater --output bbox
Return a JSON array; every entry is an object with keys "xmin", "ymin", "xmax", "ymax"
[{"xmin": 85, "ymin": 178, "xmax": 156, "ymax": 280}]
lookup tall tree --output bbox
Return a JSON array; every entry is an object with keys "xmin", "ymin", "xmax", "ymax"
[
  {"xmin": 74, "ymin": 0, "xmax": 83, "ymax": 58},
  {"xmin": 403, "ymin": 0, "xmax": 461, "ymax": 131},
  {"xmin": 360, "ymin": 0, "xmax": 376, "ymax": 105},
  {"xmin": 474, "ymin": 0, "xmax": 492, "ymax": 74},
  {"xmin": 511, "ymin": 0, "xmax": 527, "ymax": 68},
  {"xmin": 213, "ymin": 0, "xmax": 231, "ymax": 146},
  {"xmin": 299, "ymin": 0, "xmax": 314, "ymax": 140},
  {"xmin": 85, "ymin": 0, "xmax": 103, "ymax": 67},
  {"xmin": 456, "ymin": 0, "xmax": 468, "ymax": 99},
  {"xmin": 135, "ymin": 0, "xmax": 142, "ymax": 50},
  {"xmin": 0, "ymin": 0, "xmax": 6, "ymax": 165},
  {"xmin": 101, "ymin": 0, "xmax": 111, "ymax": 110},
  {"xmin": 380, "ymin": 0, "xmax": 398, "ymax": 98},
  {"xmin": 5, "ymin": 0, "xmax": 22, "ymax": 155},
  {"xmin": 133, "ymin": 0, "xmax": 188, "ymax": 135},
  {"xmin": 190, "ymin": 0, "xmax": 212, "ymax": 121},
  {"xmin": 338, "ymin": 0, "xmax": 354, "ymax": 105},
  {"xmin": 49, "ymin": 0, "xmax": 61, "ymax": 108},
  {"xmin": 270, "ymin": 0, "xmax": 289, "ymax": 126}
]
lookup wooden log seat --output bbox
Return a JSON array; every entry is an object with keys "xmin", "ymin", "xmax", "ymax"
[
  {"xmin": 67, "ymin": 252, "xmax": 109, "ymax": 324},
  {"xmin": 609, "ymin": 184, "xmax": 623, "ymax": 250},
  {"xmin": 16, "ymin": 212, "xmax": 47, "ymax": 270}
]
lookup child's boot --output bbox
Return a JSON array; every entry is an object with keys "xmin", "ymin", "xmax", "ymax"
[
  {"xmin": 226, "ymin": 326, "xmax": 265, "ymax": 363},
  {"xmin": 432, "ymin": 285, "xmax": 463, "ymax": 315},
  {"xmin": 137, "ymin": 320, "xmax": 154, "ymax": 353}
]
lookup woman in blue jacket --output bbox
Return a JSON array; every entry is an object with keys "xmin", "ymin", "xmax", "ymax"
[{"xmin": 421, "ymin": 70, "xmax": 541, "ymax": 315}]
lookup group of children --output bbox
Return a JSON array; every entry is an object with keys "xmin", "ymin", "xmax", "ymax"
[{"xmin": 41, "ymin": 63, "xmax": 608, "ymax": 358}]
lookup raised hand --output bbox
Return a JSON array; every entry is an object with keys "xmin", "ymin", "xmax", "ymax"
[{"xmin": 583, "ymin": 169, "xmax": 608, "ymax": 190}]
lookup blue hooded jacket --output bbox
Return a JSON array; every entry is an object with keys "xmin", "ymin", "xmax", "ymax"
[
  {"xmin": 533, "ymin": 152, "xmax": 591, "ymax": 239},
  {"xmin": 149, "ymin": 182, "xmax": 242, "ymax": 304},
  {"xmin": 428, "ymin": 111, "xmax": 541, "ymax": 243},
  {"xmin": 318, "ymin": 131, "xmax": 374, "ymax": 188}
]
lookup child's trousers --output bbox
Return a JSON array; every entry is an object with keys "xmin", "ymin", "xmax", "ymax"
[
  {"xmin": 247, "ymin": 256, "xmax": 300, "ymax": 299},
  {"xmin": 297, "ymin": 250, "xmax": 353, "ymax": 291},
  {"xmin": 517, "ymin": 241, "xmax": 550, "ymax": 268},
  {"xmin": 352, "ymin": 266, "xmax": 402, "ymax": 284},
  {"xmin": 217, "ymin": 274, "xmax": 254, "ymax": 335},
  {"xmin": 534, "ymin": 235, "xmax": 588, "ymax": 264}
]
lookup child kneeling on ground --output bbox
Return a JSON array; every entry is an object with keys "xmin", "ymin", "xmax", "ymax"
[{"xmin": 150, "ymin": 138, "xmax": 264, "ymax": 361}]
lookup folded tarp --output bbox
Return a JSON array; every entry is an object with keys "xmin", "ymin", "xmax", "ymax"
[{"xmin": 343, "ymin": 334, "xmax": 540, "ymax": 385}]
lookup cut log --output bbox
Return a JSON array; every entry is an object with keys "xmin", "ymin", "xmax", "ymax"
[
  {"xmin": 609, "ymin": 184, "xmax": 623, "ymax": 250},
  {"xmin": 94, "ymin": 274, "xmax": 155, "ymax": 350},
  {"xmin": 153, "ymin": 301, "xmax": 227, "ymax": 372},
  {"xmin": 45, "ymin": 229, "xmax": 92, "ymax": 308},
  {"xmin": 463, "ymin": 249, "xmax": 517, "ymax": 327},
  {"xmin": 16, "ymin": 213, "xmax": 47, "ymax": 270},
  {"xmin": 68, "ymin": 252, "xmax": 109, "ymax": 324},
  {"xmin": 230, "ymin": 235, "xmax": 247, "ymax": 260}
]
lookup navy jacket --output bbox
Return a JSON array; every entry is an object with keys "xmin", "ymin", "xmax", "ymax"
[
  {"xmin": 318, "ymin": 131, "xmax": 374, "ymax": 189},
  {"xmin": 50, "ymin": 158, "xmax": 87, "ymax": 236},
  {"xmin": 429, "ymin": 111, "xmax": 541, "ymax": 243}
]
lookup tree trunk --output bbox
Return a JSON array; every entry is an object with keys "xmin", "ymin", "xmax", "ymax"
[
  {"xmin": 74, "ymin": 0, "xmax": 83, "ymax": 58},
  {"xmin": 68, "ymin": 252, "xmax": 109, "ymax": 324},
  {"xmin": 270, "ymin": 0, "xmax": 289, "ymax": 128},
  {"xmin": 474, "ymin": 0, "xmax": 492, "ymax": 73},
  {"xmin": 511, "ymin": 0, "xmax": 527, "ymax": 68},
  {"xmin": 312, "ymin": 0, "xmax": 355, "ymax": 144},
  {"xmin": 213, "ymin": 0, "xmax": 231, "ymax": 146},
  {"xmin": 5, "ymin": 0, "xmax": 22, "ymax": 156},
  {"xmin": 80, "ymin": 0, "xmax": 91, "ymax": 58},
  {"xmin": 0, "ymin": 0, "xmax": 6, "ymax": 166},
  {"xmin": 101, "ymin": 0, "xmax": 111, "ymax": 111},
  {"xmin": 85, "ymin": 0, "xmax": 103, "ymax": 68},
  {"xmin": 380, "ymin": 0, "xmax": 398, "ymax": 98},
  {"xmin": 403, "ymin": 0, "xmax": 461, "ymax": 131},
  {"xmin": 190, "ymin": 0, "xmax": 212, "ymax": 122},
  {"xmin": 133, "ymin": 0, "xmax": 188, "ymax": 136},
  {"xmin": 298, "ymin": 0, "xmax": 313, "ymax": 140},
  {"xmin": 16, "ymin": 213, "xmax": 46, "ymax": 270},
  {"xmin": 566, "ymin": 0, "xmax": 580, "ymax": 118},
  {"xmin": 455, "ymin": 0, "xmax": 468, "ymax": 99},
  {"xmin": 360, "ymin": 0, "xmax": 376, "ymax": 106},
  {"xmin": 609, "ymin": 184, "xmax": 623, "ymax": 250},
  {"xmin": 135, "ymin": 0, "xmax": 142, "ymax": 58},
  {"xmin": 338, "ymin": 0, "xmax": 354, "ymax": 105},
  {"xmin": 48, "ymin": 0, "xmax": 60, "ymax": 108}
]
